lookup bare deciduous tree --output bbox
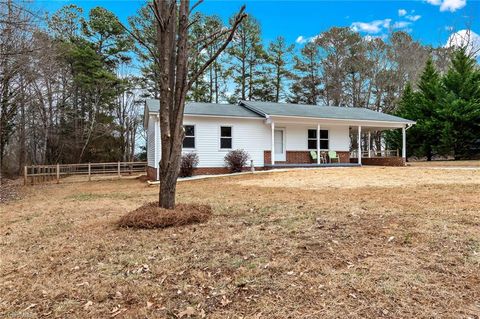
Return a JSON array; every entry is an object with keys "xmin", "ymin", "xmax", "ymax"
[{"xmin": 125, "ymin": 0, "xmax": 246, "ymax": 208}]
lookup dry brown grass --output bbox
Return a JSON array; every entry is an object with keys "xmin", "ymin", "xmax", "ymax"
[
  {"xmin": 408, "ymin": 160, "xmax": 480, "ymax": 167},
  {"xmin": 1, "ymin": 167, "xmax": 479, "ymax": 318},
  {"xmin": 118, "ymin": 202, "xmax": 211, "ymax": 229}
]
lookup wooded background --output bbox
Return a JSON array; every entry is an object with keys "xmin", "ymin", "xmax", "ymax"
[{"xmin": 1, "ymin": 1, "xmax": 479, "ymax": 178}]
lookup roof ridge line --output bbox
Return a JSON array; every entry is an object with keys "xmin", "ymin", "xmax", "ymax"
[{"xmin": 239, "ymin": 100, "xmax": 268, "ymax": 118}]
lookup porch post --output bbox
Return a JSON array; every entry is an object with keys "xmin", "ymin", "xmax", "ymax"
[
  {"xmin": 402, "ymin": 126, "xmax": 406, "ymax": 161},
  {"xmin": 316, "ymin": 124, "xmax": 320, "ymax": 164},
  {"xmin": 271, "ymin": 121, "xmax": 275, "ymax": 165},
  {"xmin": 367, "ymin": 131, "xmax": 371, "ymax": 158},
  {"xmin": 358, "ymin": 126, "xmax": 362, "ymax": 165}
]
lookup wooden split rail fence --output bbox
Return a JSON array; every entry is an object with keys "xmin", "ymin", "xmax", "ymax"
[{"xmin": 24, "ymin": 161, "xmax": 147, "ymax": 185}]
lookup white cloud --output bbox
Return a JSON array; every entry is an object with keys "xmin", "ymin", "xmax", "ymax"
[
  {"xmin": 392, "ymin": 21, "xmax": 412, "ymax": 29},
  {"xmin": 440, "ymin": 0, "xmax": 466, "ymax": 12},
  {"xmin": 296, "ymin": 36, "xmax": 306, "ymax": 44},
  {"xmin": 351, "ymin": 19, "xmax": 391, "ymax": 34},
  {"xmin": 406, "ymin": 15, "xmax": 422, "ymax": 21},
  {"xmin": 426, "ymin": 0, "xmax": 466, "ymax": 12},
  {"xmin": 445, "ymin": 29, "xmax": 480, "ymax": 56},
  {"xmin": 364, "ymin": 34, "xmax": 388, "ymax": 42},
  {"xmin": 296, "ymin": 34, "xmax": 322, "ymax": 45},
  {"xmin": 398, "ymin": 9, "xmax": 407, "ymax": 16}
]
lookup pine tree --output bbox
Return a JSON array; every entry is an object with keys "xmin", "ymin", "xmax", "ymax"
[
  {"xmin": 289, "ymin": 42, "xmax": 321, "ymax": 104},
  {"xmin": 440, "ymin": 48, "xmax": 480, "ymax": 159},
  {"xmin": 264, "ymin": 36, "xmax": 294, "ymax": 102},
  {"xmin": 227, "ymin": 16, "xmax": 265, "ymax": 101},
  {"xmin": 391, "ymin": 59, "xmax": 443, "ymax": 160}
]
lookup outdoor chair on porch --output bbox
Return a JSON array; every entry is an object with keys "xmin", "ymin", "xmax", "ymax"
[
  {"xmin": 328, "ymin": 151, "xmax": 340, "ymax": 163},
  {"xmin": 320, "ymin": 151, "xmax": 327, "ymax": 163},
  {"xmin": 310, "ymin": 151, "xmax": 328, "ymax": 164},
  {"xmin": 310, "ymin": 150, "xmax": 318, "ymax": 163}
]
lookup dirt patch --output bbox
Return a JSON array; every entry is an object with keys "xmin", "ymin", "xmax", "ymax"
[{"xmin": 118, "ymin": 202, "xmax": 212, "ymax": 229}]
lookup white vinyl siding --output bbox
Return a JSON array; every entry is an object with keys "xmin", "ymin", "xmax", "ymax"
[
  {"xmin": 149, "ymin": 116, "xmax": 351, "ymax": 169},
  {"xmin": 182, "ymin": 116, "xmax": 269, "ymax": 167},
  {"xmin": 282, "ymin": 123, "xmax": 350, "ymax": 152},
  {"xmin": 147, "ymin": 116, "xmax": 157, "ymax": 168}
]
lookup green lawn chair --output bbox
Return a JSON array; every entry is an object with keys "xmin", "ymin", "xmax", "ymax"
[
  {"xmin": 310, "ymin": 150, "xmax": 318, "ymax": 162},
  {"xmin": 328, "ymin": 150, "xmax": 340, "ymax": 163}
]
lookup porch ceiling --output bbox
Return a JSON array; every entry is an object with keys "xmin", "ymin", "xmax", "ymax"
[{"xmin": 349, "ymin": 126, "xmax": 404, "ymax": 132}]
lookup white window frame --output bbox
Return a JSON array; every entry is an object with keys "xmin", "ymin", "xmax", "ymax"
[
  {"xmin": 183, "ymin": 124, "xmax": 196, "ymax": 150},
  {"xmin": 307, "ymin": 128, "xmax": 329, "ymax": 150},
  {"xmin": 219, "ymin": 125, "xmax": 233, "ymax": 150}
]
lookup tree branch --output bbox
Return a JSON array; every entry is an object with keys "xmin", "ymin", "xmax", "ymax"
[
  {"xmin": 148, "ymin": 1, "xmax": 165, "ymax": 30},
  {"xmin": 190, "ymin": 0, "xmax": 204, "ymax": 14},
  {"xmin": 187, "ymin": 5, "xmax": 246, "ymax": 90},
  {"xmin": 117, "ymin": 21, "xmax": 160, "ymax": 66},
  {"xmin": 191, "ymin": 26, "xmax": 231, "ymax": 48}
]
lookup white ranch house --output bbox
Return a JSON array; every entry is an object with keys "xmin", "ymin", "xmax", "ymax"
[{"xmin": 144, "ymin": 100, "xmax": 415, "ymax": 179}]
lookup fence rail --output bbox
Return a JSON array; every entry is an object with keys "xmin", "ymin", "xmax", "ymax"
[{"xmin": 24, "ymin": 161, "xmax": 147, "ymax": 185}]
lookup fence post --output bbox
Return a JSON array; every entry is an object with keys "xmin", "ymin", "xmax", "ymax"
[
  {"xmin": 24, "ymin": 166, "xmax": 27, "ymax": 185},
  {"xmin": 88, "ymin": 163, "xmax": 91, "ymax": 181},
  {"xmin": 56, "ymin": 163, "xmax": 60, "ymax": 184},
  {"xmin": 118, "ymin": 161, "xmax": 121, "ymax": 179}
]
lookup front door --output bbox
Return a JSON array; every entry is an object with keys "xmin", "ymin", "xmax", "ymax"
[{"xmin": 274, "ymin": 129, "xmax": 286, "ymax": 161}]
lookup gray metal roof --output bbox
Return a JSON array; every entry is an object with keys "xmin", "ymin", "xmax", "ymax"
[
  {"xmin": 145, "ymin": 99, "xmax": 262, "ymax": 118},
  {"xmin": 240, "ymin": 101, "xmax": 415, "ymax": 124},
  {"xmin": 145, "ymin": 99, "xmax": 415, "ymax": 124}
]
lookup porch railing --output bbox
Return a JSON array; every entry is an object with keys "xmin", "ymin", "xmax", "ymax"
[
  {"xmin": 24, "ymin": 161, "xmax": 147, "ymax": 185},
  {"xmin": 350, "ymin": 149, "xmax": 399, "ymax": 158}
]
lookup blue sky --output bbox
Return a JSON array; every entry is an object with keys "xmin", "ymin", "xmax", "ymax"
[{"xmin": 33, "ymin": 0, "xmax": 479, "ymax": 48}]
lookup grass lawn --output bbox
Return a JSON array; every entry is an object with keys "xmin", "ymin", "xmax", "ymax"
[{"xmin": 1, "ymin": 166, "xmax": 479, "ymax": 318}]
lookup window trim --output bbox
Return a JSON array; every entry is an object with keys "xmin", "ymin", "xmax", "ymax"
[
  {"xmin": 307, "ymin": 128, "xmax": 329, "ymax": 150},
  {"xmin": 182, "ymin": 124, "xmax": 196, "ymax": 150},
  {"xmin": 219, "ymin": 125, "xmax": 233, "ymax": 150}
]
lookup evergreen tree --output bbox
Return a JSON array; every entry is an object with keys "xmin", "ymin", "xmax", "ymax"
[
  {"xmin": 227, "ymin": 16, "xmax": 265, "ymax": 101},
  {"xmin": 289, "ymin": 42, "xmax": 322, "ymax": 104},
  {"xmin": 391, "ymin": 59, "xmax": 443, "ymax": 160},
  {"xmin": 264, "ymin": 36, "xmax": 294, "ymax": 102},
  {"xmin": 440, "ymin": 48, "xmax": 480, "ymax": 159}
]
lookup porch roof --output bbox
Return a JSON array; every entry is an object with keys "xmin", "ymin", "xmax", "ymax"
[{"xmin": 240, "ymin": 101, "xmax": 415, "ymax": 125}]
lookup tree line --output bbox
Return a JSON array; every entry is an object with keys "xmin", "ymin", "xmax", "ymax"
[
  {"xmin": 389, "ymin": 49, "xmax": 480, "ymax": 160},
  {"xmin": 1, "ymin": 1, "xmax": 478, "ymax": 179}
]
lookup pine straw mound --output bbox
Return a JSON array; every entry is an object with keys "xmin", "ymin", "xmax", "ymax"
[{"xmin": 118, "ymin": 202, "xmax": 212, "ymax": 229}]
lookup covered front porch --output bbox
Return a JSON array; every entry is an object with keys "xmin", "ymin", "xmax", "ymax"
[{"xmin": 265, "ymin": 117, "xmax": 410, "ymax": 168}]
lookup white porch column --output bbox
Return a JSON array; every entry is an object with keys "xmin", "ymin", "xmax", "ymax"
[
  {"xmin": 402, "ymin": 126, "xmax": 406, "ymax": 161},
  {"xmin": 358, "ymin": 126, "xmax": 362, "ymax": 165},
  {"xmin": 367, "ymin": 131, "xmax": 371, "ymax": 158},
  {"xmin": 271, "ymin": 121, "xmax": 275, "ymax": 165},
  {"xmin": 316, "ymin": 124, "xmax": 320, "ymax": 164}
]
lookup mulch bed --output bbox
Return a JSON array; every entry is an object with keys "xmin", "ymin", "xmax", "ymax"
[{"xmin": 118, "ymin": 202, "xmax": 212, "ymax": 229}]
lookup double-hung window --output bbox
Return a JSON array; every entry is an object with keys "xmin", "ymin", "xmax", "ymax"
[
  {"xmin": 183, "ymin": 125, "xmax": 195, "ymax": 149},
  {"xmin": 307, "ymin": 129, "xmax": 329, "ymax": 150},
  {"xmin": 220, "ymin": 126, "xmax": 232, "ymax": 149}
]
